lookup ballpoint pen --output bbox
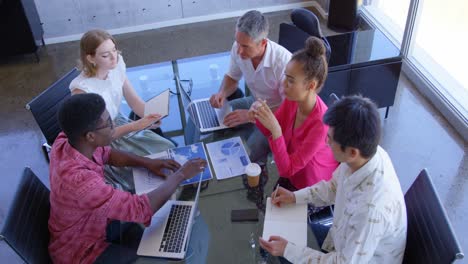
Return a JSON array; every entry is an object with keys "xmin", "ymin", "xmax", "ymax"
[{"xmin": 272, "ymin": 183, "xmax": 279, "ymax": 202}]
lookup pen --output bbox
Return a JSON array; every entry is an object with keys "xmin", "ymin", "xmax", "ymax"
[{"xmin": 272, "ymin": 184, "xmax": 279, "ymax": 202}]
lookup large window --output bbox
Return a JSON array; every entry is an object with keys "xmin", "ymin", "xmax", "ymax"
[
  {"xmin": 362, "ymin": 0, "xmax": 410, "ymax": 44},
  {"xmin": 361, "ymin": 0, "xmax": 467, "ymax": 137},
  {"xmin": 407, "ymin": 0, "xmax": 468, "ymax": 117}
]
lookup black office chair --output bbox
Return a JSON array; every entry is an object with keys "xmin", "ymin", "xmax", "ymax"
[
  {"xmin": 0, "ymin": 167, "xmax": 52, "ymax": 264},
  {"xmin": 403, "ymin": 169, "xmax": 464, "ymax": 263},
  {"xmin": 308, "ymin": 93, "xmax": 339, "ymax": 247},
  {"xmin": 26, "ymin": 68, "xmax": 79, "ymax": 161},
  {"xmin": 278, "ymin": 8, "xmax": 331, "ymax": 62},
  {"xmin": 327, "ymin": 93, "xmax": 339, "ymax": 106}
]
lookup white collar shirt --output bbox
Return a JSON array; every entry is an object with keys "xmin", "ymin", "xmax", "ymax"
[
  {"xmin": 227, "ymin": 39, "xmax": 291, "ymax": 109},
  {"xmin": 284, "ymin": 146, "xmax": 407, "ymax": 264}
]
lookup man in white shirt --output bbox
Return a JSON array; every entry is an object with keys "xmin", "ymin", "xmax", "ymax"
[
  {"xmin": 259, "ymin": 95, "xmax": 407, "ymax": 264},
  {"xmin": 209, "ymin": 10, "xmax": 291, "ymax": 163}
]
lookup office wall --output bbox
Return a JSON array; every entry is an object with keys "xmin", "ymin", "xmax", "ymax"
[{"xmin": 34, "ymin": 0, "xmax": 325, "ymax": 41}]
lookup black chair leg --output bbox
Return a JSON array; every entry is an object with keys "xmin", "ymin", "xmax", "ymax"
[{"xmin": 42, "ymin": 144, "xmax": 50, "ymax": 163}]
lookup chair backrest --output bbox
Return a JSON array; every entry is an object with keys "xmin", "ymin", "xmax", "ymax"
[
  {"xmin": 26, "ymin": 68, "xmax": 79, "ymax": 146},
  {"xmin": 0, "ymin": 167, "xmax": 51, "ymax": 264},
  {"xmin": 327, "ymin": 93, "xmax": 339, "ymax": 107},
  {"xmin": 403, "ymin": 169, "xmax": 464, "ymax": 263},
  {"xmin": 278, "ymin": 22, "xmax": 310, "ymax": 54},
  {"xmin": 278, "ymin": 8, "xmax": 331, "ymax": 61},
  {"xmin": 291, "ymin": 8, "xmax": 323, "ymax": 38}
]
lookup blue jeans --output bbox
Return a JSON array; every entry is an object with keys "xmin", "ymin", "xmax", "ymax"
[
  {"xmin": 94, "ymin": 222, "xmax": 143, "ymax": 263},
  {"xmin": 228, "ymin": 96, "xmax": 270, "ymax": 164}
]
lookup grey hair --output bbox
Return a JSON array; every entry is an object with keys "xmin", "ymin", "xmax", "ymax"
[{"xmin": 236, "ymin": 10, "xmax": 269, "ymax": 42}]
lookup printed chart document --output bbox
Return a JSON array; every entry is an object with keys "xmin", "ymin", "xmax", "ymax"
[
  {"xmin": 133, "ymin": 152, "xmax": 167, "ymax": 195},
  {"xmin": 262, "ymin": 198, "xmax": 308, "ymax": 247},
  {"xmin": 144, "ymin": 89, "xmax": 170, "ymax": 117},
  {"xmin": 205, "ymin": 136, "xmax": 251, "ymax": 180},
  {"xmin": 133, "ymin": 142, "xmax": 212, "ymax": 195}
]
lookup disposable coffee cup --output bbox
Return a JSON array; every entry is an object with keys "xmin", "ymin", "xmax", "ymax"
[
  {"xmin": 139, "ymin": 75, "xmax": 149, "ymax": 91},
  {"xmin": 245, "ymin": 163, "xmax": 261, "ymax": 187},
  {"xmin": 209, "ymin": 64, "xmax": 219, "ymax": 80}
]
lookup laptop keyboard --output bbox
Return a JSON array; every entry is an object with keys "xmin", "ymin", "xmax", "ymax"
[
  {"xmin": 159, "ymin": 204, "xmax": 192, "ymax": 253},
  {"xmin": 196, "ymin": 100, "xmax": 220, "ymax": 128}
]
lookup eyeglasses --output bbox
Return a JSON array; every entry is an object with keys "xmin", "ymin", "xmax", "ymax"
[{"xmin": 93, "ymin": 115, "xmax": 114, "ymax": 131}]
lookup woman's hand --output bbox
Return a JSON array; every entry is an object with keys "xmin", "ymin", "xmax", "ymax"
[
  {"xmin": 132, "ymin": 114, "xmax": 161, "ymax": 131},
  {"xmin": 253, "ymin": 100, "xmax": 282, "ymax": 139},
  {"xmin": 247, "ymin": 99, "xmax": 263, "ymax": 123}
]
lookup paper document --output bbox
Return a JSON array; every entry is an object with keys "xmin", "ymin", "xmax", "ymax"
[
  {"xmin": 144, "ymin": 89, "xmax": 170, "ymax": 117},
  {"xmin": 205, "ymin": 137, "xmax": 251, "ymax": 180},
  {"xmin": 133, "ymin": 152, "xmax": 169, "ymax": 195},
  {"xmin": 133, "ymin": 142, "xmax": 213, "ymax": 194},
  {"xmin": 262, "ymin": 197, "xmax": 308, "ymax": 247}
]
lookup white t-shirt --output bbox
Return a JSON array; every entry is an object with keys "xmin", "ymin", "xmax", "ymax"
[
  {"xmin": 69, "ymin": 54, "xmax": 126, "ymax": 120},
  {"xmin": 227, "ymin": 39, "xmax": 291, "ymax": 109}
]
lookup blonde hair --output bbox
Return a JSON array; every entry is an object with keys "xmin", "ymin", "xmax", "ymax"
[{"xmin": 78, "ymin": 29, "xmax": 116, "ymax": 77}]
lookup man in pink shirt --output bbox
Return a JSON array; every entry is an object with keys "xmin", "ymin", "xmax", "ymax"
[{"xmin": 48, "ymin": 93, "xmax": 207, "ymax": 263}]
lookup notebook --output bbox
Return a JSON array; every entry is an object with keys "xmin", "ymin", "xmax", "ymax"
[
  {"xmin": 137, "ymin": 174, "xmax": 203, "ymax": 259},
  {"xmin": 178, "ymin": 76, "xmax": 232, "ymax": 133},
  {"xmin": 144, "ymin": 89, "xmax": 170, "ymax": 118},
  {"xmin": 262, "ymin": 197, "xmax": 308, "ymax": 247},
  {"xmin": 126, "ymin": 89, "xmax": 171, "ymax": 139}
]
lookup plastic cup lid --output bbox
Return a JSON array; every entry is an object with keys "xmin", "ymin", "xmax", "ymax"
[{"xmin": 245, "ymin": 163, "xmax": 261, "ymax": 176}]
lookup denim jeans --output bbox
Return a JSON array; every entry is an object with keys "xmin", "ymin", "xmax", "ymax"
[
  {"xmin": 94, "ymin": 222, "xmax": 143, "ymax": 263},
  {"xmin": 228, "ymin": 96, "xmax": 270, "ymax": 164}
]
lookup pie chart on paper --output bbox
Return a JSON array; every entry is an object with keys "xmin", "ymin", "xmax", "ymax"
[{"xmin": 221, "ymin": 142, "xmax": 241, "ymax": 156}]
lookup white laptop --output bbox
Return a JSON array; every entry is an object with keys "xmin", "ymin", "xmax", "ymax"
[
  {"xmin": 137, "ymin": 175, "xmax": 203, "ymax": 259},
  {"xmin": 178, "ymin": 77, "xmax": 232, "ymax": 133},
  {"xmin": 262, "ymin": 197, "xmax": 308, "ymax": 247}
]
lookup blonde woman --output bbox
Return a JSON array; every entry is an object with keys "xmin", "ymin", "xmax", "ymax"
[{"xmin": 70, "ymin": 29, "xmax": 175, "ymax": 191}]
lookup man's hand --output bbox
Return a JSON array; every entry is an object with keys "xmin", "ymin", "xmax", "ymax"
[
  {"xmin": 252, "ymin": 100, "xmax": 282, "ymax": 139},
  {"xmin": 259, "ymin": 236, "xmax": 288, "ymax": 256},
  {"xmin": 271, "ymin": 186, "xmax": 296, "ymax": 207},
  {"xmin": 223, "ymin": 109, "xmax": 250, "ymax": 127},
  {"xmin": 209, "ymin": 92, "xmax": 225, "ymax": 108},
  {"xmin": 177, "ymin": 158, "xmax": 208, "ymax": 180},
  {"xmin": 146, "ymin": 159, "xmax": 181, "ymax": 178}
]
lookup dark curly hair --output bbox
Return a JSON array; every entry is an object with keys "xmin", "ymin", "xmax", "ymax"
[{"xmin": 58, "ymin": 93, "xmax": 106, "ymax": 144}]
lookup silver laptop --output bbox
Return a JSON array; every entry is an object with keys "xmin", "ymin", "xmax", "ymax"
[
  {"xmin": 178, "ymin": 77, "xmax": 232, "ymax": 133},
  {"xmin": 137, "ymin": 175, "xmax": 203, "ymax": 259}
]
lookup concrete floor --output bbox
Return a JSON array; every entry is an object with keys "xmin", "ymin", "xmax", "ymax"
[{"xmin": 0, "ymin": 10, "xmax": 466, "ymax": 263}]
